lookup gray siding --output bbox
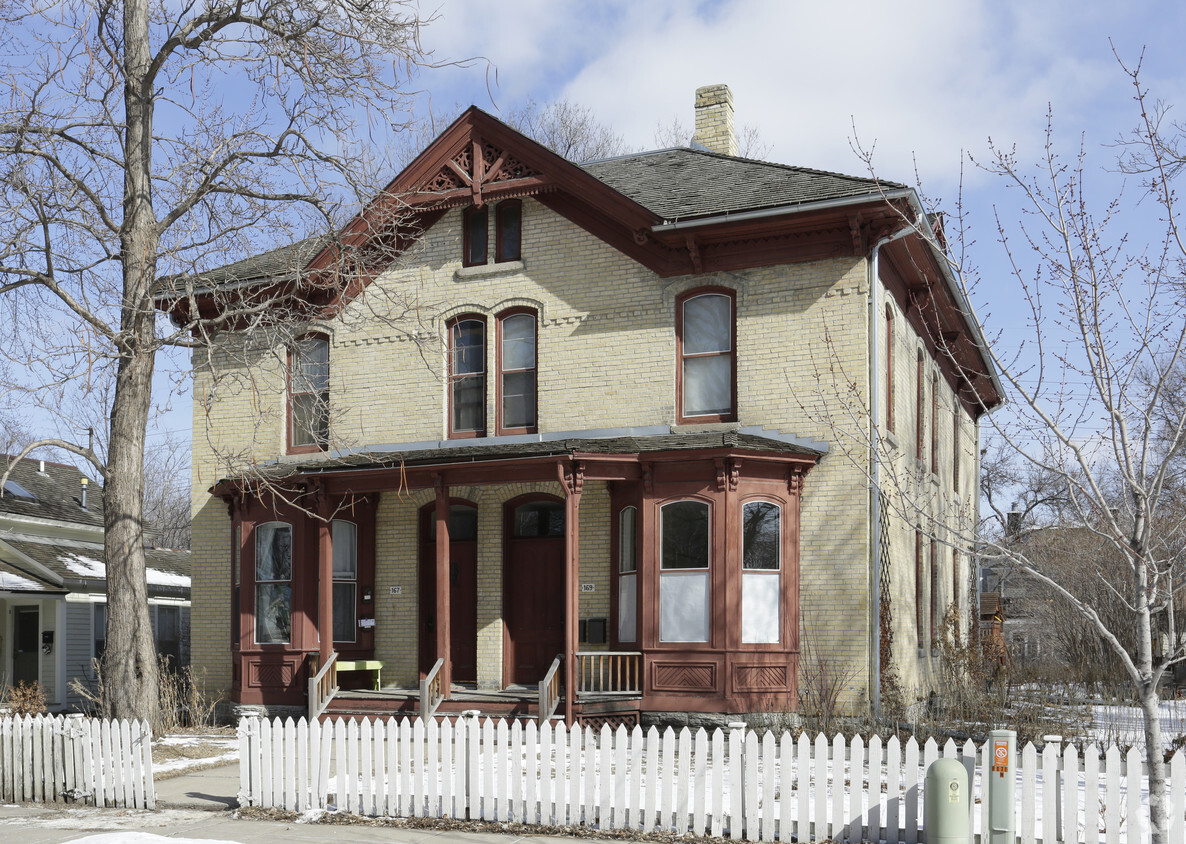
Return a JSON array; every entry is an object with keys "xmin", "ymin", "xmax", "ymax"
[{"xmin": 64, "ymin": 601, "xmax": 94, "ymax": 712}]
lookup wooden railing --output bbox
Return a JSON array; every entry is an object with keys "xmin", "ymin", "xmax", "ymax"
[
  {"xmin": 420, "ymin": 657, "xmax": 444, "ymax": 720},
  {"xmin": 538, "ymin": 655, "xmax": 563, "ymax": 724},
  {"xmin": 575, "ymin": 651, "xmax": 641, "ymax": 698},
  {"xmin": 307, "ymin": 651, "xmax": 338, "ymax": 720}
]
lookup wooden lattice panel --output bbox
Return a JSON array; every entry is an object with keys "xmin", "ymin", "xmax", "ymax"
[{"xmin": 732, "ymin": 663, "xmax": 788, "ymax": 692}]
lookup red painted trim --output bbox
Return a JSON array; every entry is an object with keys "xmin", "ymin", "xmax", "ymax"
[
  {"xmin": 675, "ymin": 287, "xmax": 737, "ymax": 425},
  {"xmin": 494, "ymin": 307, "xmax": 538, "ymax": 435}
]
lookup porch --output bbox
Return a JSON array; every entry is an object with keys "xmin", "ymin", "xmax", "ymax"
[{"xmin": 310, "ymin": 650, "xmax": 644, "ymax": 728}]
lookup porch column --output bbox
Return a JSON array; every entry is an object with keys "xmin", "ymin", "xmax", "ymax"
[
  {"xmin": 316, "ymin": 487, "xmax": 334, "ymax": 668},
  {"xmin": 434, "ymin": 475, "xmax": 452, "ymax": 694},
  {"xmin": 559, "ymin": 460, "xmax": 584, "ymax": 726}
]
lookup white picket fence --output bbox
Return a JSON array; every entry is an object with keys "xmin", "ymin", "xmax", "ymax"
[
  {"xmin": 0, "ymin": 714, "xmax": 155, "ymax": 808},
  {"xmin": 239, "ymin": 715, "xmax": 1186, "ymax": 843}
]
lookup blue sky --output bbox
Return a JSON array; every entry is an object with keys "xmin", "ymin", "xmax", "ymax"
[{"xmin": 135, "ymin": 0, "xmax": 1186, "ymax": 472}]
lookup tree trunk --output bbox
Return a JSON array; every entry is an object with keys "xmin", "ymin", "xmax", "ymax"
[
  {"xmin": 100, "ymin": 0, "xmax": 160, "ymax": 729},
  {"xmin": 1140, "ymin": 679, "xmax": 1169, "ymax": 844}
]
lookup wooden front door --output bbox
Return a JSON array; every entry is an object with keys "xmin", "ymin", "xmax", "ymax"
[
  {"xmin": 418, "ymin": 502, "xmax": 478, "ymax": 682},
  {"xmin": 12, "ymin": 605, "xmax": 39, "ymax": 686},
  {"xmin": 503, "ymin": 496, "xmax": 566, "ymax": 685}
]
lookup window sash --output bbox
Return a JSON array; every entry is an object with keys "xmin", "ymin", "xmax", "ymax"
[
  {"xmin": 464, "ymin": 206, "xmax": 488, "ymax": 266},
  {"xmin": 290, "ymin": 337, "xmax": 329, "ymax": 449},
  {"xmin": 679, "ymin": 291, "xmax": 734, "ymax": 421},
  {"xmin": 450, "ymin": 318, "xmax": 486, "ymax": 435},
  {"xmin": 619, "ymin": 507, "xmax": 637, "ymax": 573},
  {"xmin": 496, "ymin": 201, "xmax": 521, "ymax": 263},
  {"xmin": 661, "ymin": 501, "xmax": 710, "ymax": 569},
  {"xmin": 256, "ymin": 522, "xmax": 292, "ymax": 645}
]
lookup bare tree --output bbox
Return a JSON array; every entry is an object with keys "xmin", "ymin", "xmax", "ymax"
[
  {"xmin": 823, "ymin": 53, "xmax": 1186, "ymax": 843},
  {"xmin": 503, "ymin": 98, "xmax": 632, "ymax": 163},
  {"xmin": 0, "ymin": 0, "xmax": 439, "ymax": 727},
  {"xmin": 143, "ymin": 437, "xmax": 190, "ymax": 550},
  {"xmin": 654, "ymin": 116, "xmax": 772, "ymax": 159}
]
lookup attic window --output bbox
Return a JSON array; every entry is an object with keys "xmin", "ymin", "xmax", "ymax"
[
  {"xmin": 3, "ymin": 479, "xmax": 35, "ymax": 500},
  {"xmin": 463, "ymin": 201, "xmax": 521, "ymax": 267}
]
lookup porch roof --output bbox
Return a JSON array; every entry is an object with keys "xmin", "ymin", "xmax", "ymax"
[{"xmin": 213, "ymin": 427, "xmax": 827, "ymax": 492}]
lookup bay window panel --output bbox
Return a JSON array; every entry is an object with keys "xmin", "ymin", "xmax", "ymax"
[
  {"xmin": 619, "ymin": 507, "xmax": 637, "ymax": 573},
  {"xmin": 683, "ymin": 354, "xmax": 732, "ymax": 416},
  {"xmin": 742, "ymin": 573, "xmax": 780, "ymax": 643},
  {"xmin": 255, "ymin": 583, "xmax": 291, "ymax": 644},
  {"xmin": 332, "ymin": 521, "xmax": 357, "ymax": 579},
  {"xmin": 661, "ymin": 501, "xmax": 709, "ymax": 569},
  {"xmin": 618, "ymin": 573, "xmax": 637, "ymax": 642},
  {"xmin": 255, "ymin": 523, "xmax": 291, "ymax": 582},
  {"xmin": 742, "ymin": 501, "xmax": 780, "ymax": 570},
  {"xmin": 660, "ymin": 571, "xmax": 710, "ymax": 642}
]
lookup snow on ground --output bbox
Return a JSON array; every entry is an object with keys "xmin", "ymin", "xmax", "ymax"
[
  {"xmin": 63, "ymin": 835, "xmax": 242, "ymax": 844},
  {"xmin": 152, "ymin": 732, "xmax": 239, "ymax": 777},
  {"xmin": 1089, "ymin": 697, "xmax": 1186, "ymax": 750}
]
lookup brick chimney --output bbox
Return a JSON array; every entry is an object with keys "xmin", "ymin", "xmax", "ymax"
[{"xmin": 692, "ymin": 84, "xmax": 737, "ymax": 156}]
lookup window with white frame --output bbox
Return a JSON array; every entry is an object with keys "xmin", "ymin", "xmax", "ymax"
[
  {"xmin": 741, "ymin": 500, "xmax": 781, "ymax": 643},
  {"xmin": 333, "ymin": 520, "xmax": 357, "ymax": 642},
  {"xmin": 659, "ymin": 500, "xmax": 710, "ymax": 642},
  {"xmin": 618, "ymin": 506, "xmax": 637, "ymax": 643},
  {"xmin": 255, "ymin": 522, "xmax": 292, "ymax": 644}
]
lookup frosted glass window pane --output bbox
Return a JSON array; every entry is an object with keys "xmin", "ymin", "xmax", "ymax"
[
  {"xmin": 618, "ymin": 573, "xmax": 637, "ymax": 642},
  {"xmin": 660, "ymin": 571, "xmax": 709, "ymax": 642},
  {"xmin": 332, "ymin": 521, "xmax": 357, "ymax": 579},
  {"xmin": 742, "ymin": 502, "xmax": 780, "ymax": 570},
  {"xmin": 501, "ymin": 314, "xmax": 535, "ymax": 370},
  {"xmin": 683, "ymin": 294, "xmax": 730, "ymax": 353},
  {"xmin": 742, "ymin": 572, "xmax": 780, "ymax": 643},
  {"xmin": 683, "ymin": 354, "xmax": 732, "ymax": 416}
]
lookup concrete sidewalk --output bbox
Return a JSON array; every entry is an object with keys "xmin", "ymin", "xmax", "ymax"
[
  {"xmin": 154, "ymin": 762, "xmax": 241, "ymax": 811},
  {"xmin": 0, "ymin": 802, "xmax": 571, "ymax": 843}
]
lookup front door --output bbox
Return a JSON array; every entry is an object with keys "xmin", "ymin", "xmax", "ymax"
[
  {"xmin": 418, "ymin": 502, "xmax": 478, "ymax": 683},
  {"xmin": 503, "ymin": 496, "xmax": 565, "ymax": 685},
  {"xmin": 12, "ymin": 606, "xmax": 39, "ymax": 686}
]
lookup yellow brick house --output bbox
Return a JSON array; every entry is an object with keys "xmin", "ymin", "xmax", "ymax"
[{"xmin": 163, "ymin": 85, "xmax": 1002, "ymax": 725}]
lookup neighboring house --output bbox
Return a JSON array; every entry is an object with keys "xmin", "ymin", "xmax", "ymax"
[
  {"xmin": 165, "ymin": 85, "xmax": 1002, "ymax": 724},
  {"xmin": 0, "ymin": 456, "xmax": 191, "ymax": 711}
]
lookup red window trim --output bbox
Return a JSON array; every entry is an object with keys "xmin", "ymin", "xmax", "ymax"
[
  {"xmin": 494, "ymin": 307, "xmax": 538, "ymax": 435},
  {"xmin": 447, "ymin": 314, "xmax": 487, "ymax": 439},
  {"xmin": 675, "ymin": 286, "xmax": 737, "ymax": 424},
  {"xmin": 287, "ymin": 333, "xmax": 329, "ymax": 455},
  {"xmin": 463, "ymin": 205, "xmax": 488, "ymax": 267},
  {"xmin": 885, "ymin": 306, "xmax": 895, "ymax": 434},
  {"xmin": 495, "ymin": 199, "xmax": 522, "ymax": 263}
]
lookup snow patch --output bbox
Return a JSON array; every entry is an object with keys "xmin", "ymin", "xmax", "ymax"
[
  {"xmin": 0, "ymin": 571, "xmax": 41, "ymax": 590},
  {"xmin": 59, "ymin": 552, "xmax": 190, "ymax": 588}
]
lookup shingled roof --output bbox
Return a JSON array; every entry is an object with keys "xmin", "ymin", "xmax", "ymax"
[
  {"xmin": 0, "ymin": 455, "xmax": 103, "ymax": 527},
  {"xmin": 0, "ymin": 535, "xmax": 189, "ymax": 595},
  {"xmin": 580, "ymin": 147, "xmax": 900, "ymax": 222}
]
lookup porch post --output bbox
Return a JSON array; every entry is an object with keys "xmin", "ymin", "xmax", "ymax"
[
  {"xmin": 315, "ymin": 486, "xmax": 334, "ymax": 668},
  {"xmin": 559, "ymin": 460, "xmax": 584, "ymax": 726},
  {"xmin": 434, "ymin": 475, "xmax": 452, "ymax": 694}
]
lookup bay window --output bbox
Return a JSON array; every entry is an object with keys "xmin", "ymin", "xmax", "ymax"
[
  {"xmin": 332, "ymin": 520, "xmax": 357, "ymax": 643},
  {"xmin": 617, "ymin": 506, "xmax": 637, "ymax": 643},
  {"xmin": 677, "ymin": 289, "xmax": 735, "ymax": 422},
  {"xmin": 659, "ymin": 500, "xmax": 710, "ymax": 642},
  {"xmin": 741, "ymin": 500, "xmax": 781, "ymax": 644},
  {"xmin": 255, "ymin": 522, "xmax": 292, "ymax": 645}
]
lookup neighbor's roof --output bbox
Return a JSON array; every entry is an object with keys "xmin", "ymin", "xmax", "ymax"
[
  {"xmin": 580, "ymin": 148, "xmax": 901, "ymax": 222},
  {"xmin": 0, "ymin": 455, "xmax": 103, "ymax": 527},
  {"xmin": 0, "ymin": 535, "xmax": 190, "ymax": 592}
]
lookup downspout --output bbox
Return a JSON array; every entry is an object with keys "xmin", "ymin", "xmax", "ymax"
[{"xmin": 869, "ymin": 224, "xmax": 914, "ymax": 720}]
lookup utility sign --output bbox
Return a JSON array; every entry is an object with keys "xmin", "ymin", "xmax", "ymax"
[{"xmin": 992, "ymin": 739, "xmax": 1009, "ymax": 777}]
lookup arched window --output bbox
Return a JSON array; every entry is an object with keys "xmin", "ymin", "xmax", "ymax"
[
  {"xmin": 741, "ymin": 500, "xmax": 781, "ymax": 644},
  {"xmin": 497, "ymin": 309, "xmax": 537, "ymax": 433},
  {"xmin": 660, "ymin": 500, "xmax": 711, "ymax": 642},
  {"xmin": 448, "ymin": 315, "xmax": 486, "ymax": 437},
  {"xmin": 288, "ymin": 335, "xmax": 329, "ymax": 452},
  {"xmin": 677, "ymin": 289, "xmax": 736, "ymax": 423},
  {"xmin": 255, "ymin": 522, "xmax": 292, "ymax": 645}
]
